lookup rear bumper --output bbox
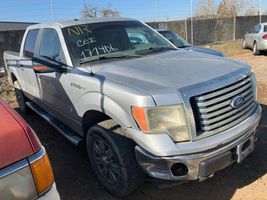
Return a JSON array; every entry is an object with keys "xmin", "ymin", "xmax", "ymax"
[
  {"xmin": 38, "ymin": 183, "xmax": 60, "ymax": 200},
  {"xmin": 257, "ymin": 39, "xmax": 267, "ymax": 50},
  {"xmin": 135, "ymin": 106, "xmax": 261, "ymax": 181}
]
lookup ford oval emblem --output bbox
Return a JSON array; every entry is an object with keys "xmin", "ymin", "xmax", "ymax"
[{"xmin": 230, "ymin": 96, "xmax": 245, "ymax": 108}]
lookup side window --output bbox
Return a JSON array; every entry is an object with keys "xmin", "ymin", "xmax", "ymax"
[
  {"xmin": 255, "ymin": 25, "xmax": 261, "ymax": 33},
  {"xmin": 126, "ymin": 28, "xmax": 150, "ymax": 45},
  {"xmin": 23, "ymin": 29, "xmax": 39, "ymax": 57},
  {"xmin": 264, "ymin": 25, "xmax": 267, "ymax": 33},
  {"xmin": 39, "ymin": 29, "xmax": 65, "ymax": 63}
]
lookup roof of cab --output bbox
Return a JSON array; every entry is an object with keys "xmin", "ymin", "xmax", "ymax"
[{"xmin": 28, "ymin": 17, "xmax": 139, "ymax": 29}]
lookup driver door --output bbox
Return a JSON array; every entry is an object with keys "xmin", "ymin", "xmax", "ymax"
[{"xmin": 34, "ymin": 28, "xmax": 75, "ymax": 120}]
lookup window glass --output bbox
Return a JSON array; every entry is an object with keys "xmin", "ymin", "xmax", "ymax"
[
  {"xmin": 159, "ymin": 31, "xmax": 190, "ymax": 48},
  {"xmin": 126, "ymin": 27, "xmax": 150, "ymax": 44},
  {"xmin": 62, "ymin": 21, "xmax": 173, "ymax": 66},
  {"xmin": 264, "ymin": 25, "xmax": 267, "ymax": 32},
  {"xmin": 23, "ymin": 29, "xmax": 39, "ymax": 57},
  {"xmin": 40, "ymin": 29, "xmax": 65, "ymax": 63},
  {"xmin": 255, "ymin": 25, "xmax": 261, "ymax": 33}
]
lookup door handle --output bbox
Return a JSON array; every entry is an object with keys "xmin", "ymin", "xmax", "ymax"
[{"xmin": 19, "ymin": 64, "xmax": 24, "ymax": 68}]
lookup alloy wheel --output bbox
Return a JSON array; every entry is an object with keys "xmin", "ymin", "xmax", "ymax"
[{"xmin": 92, "ymin": 135, "xmax": 121, "ymax": 185}]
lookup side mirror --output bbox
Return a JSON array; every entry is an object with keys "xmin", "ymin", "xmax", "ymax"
[
  {"xmin": 32, "ymin": 57, "xmax": 67, "ymax": 73},
  {"xmin": 33, "ymin": 65, "xmax": 56, "ymax": 73}
]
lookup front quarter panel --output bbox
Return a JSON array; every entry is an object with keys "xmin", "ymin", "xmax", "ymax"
[{"xmin": 76, "ymin": 76, "xmax": 156, "ymax": 131}]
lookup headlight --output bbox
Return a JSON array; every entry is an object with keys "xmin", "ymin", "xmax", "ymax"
[{"xmin": 132, "ymin": 105, "xmax": 190, "ymax": 142}]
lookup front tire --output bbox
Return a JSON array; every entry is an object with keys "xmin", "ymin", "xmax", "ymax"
[
  {"xmin": 13, "ymin": 81, "xmax": 28, "ymax": 113},
  {"xmin": 253, "ymin": 42, "xmax": 260, "ymax": 55},
  {"xmin": 86, "ymin": 119, "xmax": 144, "ymax": 197}
]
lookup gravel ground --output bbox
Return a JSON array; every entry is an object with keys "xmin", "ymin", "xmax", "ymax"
[{"xmin": 1, "ymin": 40, "xmax": 267, "ymax": 200}]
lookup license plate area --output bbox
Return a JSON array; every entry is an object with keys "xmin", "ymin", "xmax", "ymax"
[
  {"xmin": 236, "ymin": 135, "xmax": 255, "ymax": 163},
  {"xmin": 199, "ymin": 151, "xmax": 234, "ymax": 178}
]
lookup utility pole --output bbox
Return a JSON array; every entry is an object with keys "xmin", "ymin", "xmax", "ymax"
[
  {"xmin": 50, "ymin": 0, "xmax": 55, "ymax": 21},
  {"xmin": 260, "ymin": 0, "xmax": 262, "ymax": 23},
  {"xmin": 156, "ymin": 0, "xmax": 159, "ymax": 28},
  {"xmin": 191, "ymin": 0, "xmax": 193, "ymax": 45}
]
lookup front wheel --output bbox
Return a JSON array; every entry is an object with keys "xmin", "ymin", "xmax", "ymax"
[
  {"xmin": 13, "ymin": 81, "xmax": 28, "ymax": 113},
  {"xmin": 86, "ymin": 119, "xmax": 144, "ymax": 197}
]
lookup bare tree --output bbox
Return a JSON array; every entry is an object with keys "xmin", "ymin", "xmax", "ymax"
[
  {"xmin": 245, "ymin": 6, "xmax": 257, "ymax": 16},
  {"xmin": 194, "ymin": 0, "xmax": 219, "ymax": 19},
  {"xmin": 195, "ymin": 0, "xmax": 258, "ymax": 19},
  {"xmin": 81, "ymin": 4, "xmax": 98, "ymax": 18},
  {"xmin": 217, "ymin": 0, "xmax": 255, "ymax": 17},
  {"xmin": 100, "ymin": 7, "xmax": 119, "ymax": 17},
  {"xmin": 81, "ymin": 3, "xmax": 119, "ymax": 19}
]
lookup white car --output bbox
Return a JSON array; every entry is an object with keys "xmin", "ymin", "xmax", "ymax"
[{"xmin": 243, "ymin": 23, "xmax": 267, "ymax": 55}]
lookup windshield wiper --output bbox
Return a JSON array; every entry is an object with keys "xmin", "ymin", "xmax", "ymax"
[
  {"xmin": 135, "ymin": 46, "xmax": 177, "ymax": 55},
  {"xmin": 178, "ymin": 45, "xmax": 191, "ymax": 48},
  {"xmin": 80, "ymin": 54, "xmax": 142, "ymax": 64}
]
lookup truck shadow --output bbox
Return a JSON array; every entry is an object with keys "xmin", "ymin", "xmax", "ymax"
[{"xmin": 16, "ymin": 104, "xmax": 267, "ymax": 200}]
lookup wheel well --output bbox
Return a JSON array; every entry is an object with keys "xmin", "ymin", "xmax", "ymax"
[
  {"xmin": 10, "ymin": 73, "xmax": 17, "ymax": 83},
  {"xmin": 82, "ymin": 110, "xmax": 111, "ymax": 135}
]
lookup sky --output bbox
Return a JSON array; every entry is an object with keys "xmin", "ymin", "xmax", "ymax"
[{"xmin": 0, "ymin": 0, "xmax": 266, "ymax": 23}]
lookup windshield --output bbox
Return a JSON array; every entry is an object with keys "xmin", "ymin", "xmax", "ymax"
[
  {"xmin": 62, "ymin": 21, "xmax": 175, "ymax": 66},
  {"xmin": 159, "ymin": 31, "xmax": 190, "ymax": 48}
]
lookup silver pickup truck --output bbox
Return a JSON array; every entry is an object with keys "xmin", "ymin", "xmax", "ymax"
[{"xmin": 4, "ymin": 18, "xmax": 261, "ymax": 197}]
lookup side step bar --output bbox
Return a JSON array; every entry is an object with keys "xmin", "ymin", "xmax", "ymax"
[{"xmin": 26, "ymin": 102, "xmax": 83, "ymax": 146}]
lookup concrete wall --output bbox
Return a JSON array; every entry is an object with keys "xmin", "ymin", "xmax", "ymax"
[
  {"xmin": 0, "ymin": 30, "xmax": 25, "ymax": 67},
  {"xmin": 147, "ymin": 15, "xmax": 267, "ymax": 45}
]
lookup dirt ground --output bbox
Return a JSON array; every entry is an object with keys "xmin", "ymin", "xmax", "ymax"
[{"xmin": 1, "ymin": 40, "xmax": 267, "ymax": 200}]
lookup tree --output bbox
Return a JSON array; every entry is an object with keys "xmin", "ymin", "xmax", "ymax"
[
  {"xmin": 81, "ymin": 4, "xmax": 97, "ymax": 18},
  {"xmin": 195, "ymin": 0, "xmax": 258, "ymax": 19},
  {"xmin": 194, "ymin": 0, "xmax": 219, "ymax": 19},
  {"xmin": 217, "ymin": 0, "xmax": 255, "ymax": 17},
  {"xmin": 81, "ymin": 4, "xmax": 119, "ymax": 18},
  {"xmin": 245, "ymin": 6, "xmax": 257, "ymax": 16},
  {"xmin": 100, "ymin": 7, "xmax": 119, "ymax": 17}
]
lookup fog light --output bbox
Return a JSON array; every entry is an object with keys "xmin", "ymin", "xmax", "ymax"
[{"xmin": 171, "ymin": 163, "xmax": 188, "ymax": 176}]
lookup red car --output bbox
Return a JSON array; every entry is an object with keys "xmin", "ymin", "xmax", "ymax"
[{"xmin": 0, "ymin": 99, "xmax": 60, "ymax": 199}]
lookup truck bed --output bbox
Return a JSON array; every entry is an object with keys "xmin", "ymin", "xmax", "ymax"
[{"xmin": 3, "ymin": 51, "xmax": 20, "ymax": 77}]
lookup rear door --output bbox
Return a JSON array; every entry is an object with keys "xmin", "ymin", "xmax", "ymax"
[{"xmin": 19, "ymin": 29, "xmax": 41, "ymax": 99}]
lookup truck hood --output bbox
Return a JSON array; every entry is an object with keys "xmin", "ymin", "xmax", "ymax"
[
  {"xmin": 185, "ymin": 46, "xmax": 224, "ymax": 57},
  {"xmin": 90, "ymin": 50, "xmax": 249, "ymax": 93}
]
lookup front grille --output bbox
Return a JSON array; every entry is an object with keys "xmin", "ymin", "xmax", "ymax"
[{"xmin": 190, "ymin": 75, "xmax": 257, "ymax": 137}]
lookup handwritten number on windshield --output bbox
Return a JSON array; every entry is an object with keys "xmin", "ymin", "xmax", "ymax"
[{"xmin": 81, "ymin": 44, "xmax": 119, "ymax": 60}]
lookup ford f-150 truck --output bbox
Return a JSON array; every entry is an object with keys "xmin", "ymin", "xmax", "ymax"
[{"xmin": 3, "ymin": 18, "xmax": 261, "ymax": 197}]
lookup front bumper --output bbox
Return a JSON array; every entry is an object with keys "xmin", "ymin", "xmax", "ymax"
[
  {"xmin": 38, "ymin": 183, "xmax": 60, "ymax": 200},
  {"xmin": 135, "ymin": 106, "xmax": 261, "ymax": 181}
]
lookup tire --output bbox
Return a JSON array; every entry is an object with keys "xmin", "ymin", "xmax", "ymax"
[
  {"xmin": 13, "ymin": 81, "xmax": 28, "ymax": 113},
  {"xmin": 253, "ymin": 42, "xmax": 260, "ymax": 55},
  {"xmin": 86, "ymin": 119, "xmax": 144, "ymax": 197},
  {"xmin": 242, "ymin": 39, "xmax": 247, "ymax": 49}
]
